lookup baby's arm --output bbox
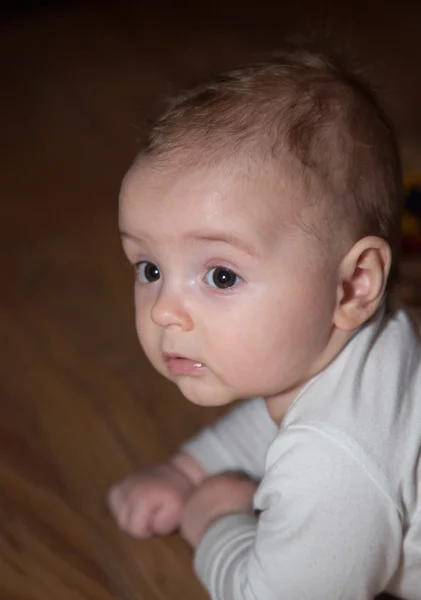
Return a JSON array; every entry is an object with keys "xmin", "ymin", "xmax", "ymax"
[
  {"xmin": 181, "ymin": 397, "xmax": 278, "ymax": 481},
  {"xmin": 189, "ymin": 427, "xmax": 402, "ymax": 600},
  {"xmin": 108, "ymin": 398, "xmax": 277, "ymax": 538}
]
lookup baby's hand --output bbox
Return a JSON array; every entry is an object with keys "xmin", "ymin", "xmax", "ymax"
[
  {"xmin": 180, "ymin": 472, "xmax": 258, "ymax": 548},
  {"xmin": 107, "ymin": 462, "xmax": 195, "ymax": 539}
]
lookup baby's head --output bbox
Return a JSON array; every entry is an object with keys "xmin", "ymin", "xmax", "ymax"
[{"xmin": 119, "ymin": 49, "xmax": 403, "ymax": 409}]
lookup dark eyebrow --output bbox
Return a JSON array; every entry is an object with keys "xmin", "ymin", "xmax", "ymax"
[{"xmin": 186, "ymin": 232, "xmax": 259, "ymax": 257}]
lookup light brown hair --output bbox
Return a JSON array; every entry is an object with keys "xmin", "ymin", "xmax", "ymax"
[{"xmin": 140, "ymin": 48, "xmax": 403, "ymax": 285}]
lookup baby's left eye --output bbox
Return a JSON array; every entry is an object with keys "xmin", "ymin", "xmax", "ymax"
[{"xmin": 204, "ymin": 267, "xmax": 241, "ymax": 289}]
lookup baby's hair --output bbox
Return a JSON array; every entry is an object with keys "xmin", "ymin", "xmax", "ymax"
[{"xmin": 140, "ymin": 45, "xmax": 404, "ymax": 286}]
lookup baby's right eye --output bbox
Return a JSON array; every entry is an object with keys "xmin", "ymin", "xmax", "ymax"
[{"xmin": 135, "ymin": 261, "xmax": 161, "ymax": 283}]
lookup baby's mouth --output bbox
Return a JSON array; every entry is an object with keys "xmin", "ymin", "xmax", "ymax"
[{"xmin": 163, "ymin": 354, "xmax": 204, "ymax": 376}]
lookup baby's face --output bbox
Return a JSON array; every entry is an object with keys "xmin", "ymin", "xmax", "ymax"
[{"xmin": 119, "ymin": 158, "xmax": 339, "ymax": 407}]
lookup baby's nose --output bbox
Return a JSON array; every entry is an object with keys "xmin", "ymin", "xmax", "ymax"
[{"xmin": 150, "ymin": 289, "xmax": 193, "ymax": 331}]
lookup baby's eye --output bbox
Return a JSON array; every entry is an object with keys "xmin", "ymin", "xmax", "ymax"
[
  {"xmin": 204, "ymin": 266, "xmax": 241, "ymax": 289},
  {"xmin": 136, "ymin": 261, "xmax": 161, "ymax": 283}
]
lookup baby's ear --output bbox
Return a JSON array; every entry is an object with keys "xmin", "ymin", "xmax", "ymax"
[{"xmin": 333, "ymin": 236, "xmax": 392, "ymax": 331}]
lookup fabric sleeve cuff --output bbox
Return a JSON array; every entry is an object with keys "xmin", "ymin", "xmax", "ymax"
[{"xmin": 194, "ymin": 513, "xmax": 257, "ymax": 594}]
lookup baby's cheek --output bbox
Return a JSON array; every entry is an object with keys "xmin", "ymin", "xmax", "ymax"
[
  {"xmin": 134, "ymin": 318, "xmax": 158, "ymax": 363},
  {"xmin": 224, "ymin": 331, "xmax": 284, "ymax": 388},
  {"xmin": 135, "ymin": 317, "xmax": 147, "ymax": 347},
  {"xmin": 221, "ymin": 342, "xmax": 264, "ymax": 387}
]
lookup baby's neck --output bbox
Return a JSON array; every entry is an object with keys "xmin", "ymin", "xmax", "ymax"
[
  {"xmin": 265, "ymin": 388, "xmax": 302, "ymax": 425},
  {"xmin": 265, "ymin": 326, "xmax": 354, "ymax": 425}
]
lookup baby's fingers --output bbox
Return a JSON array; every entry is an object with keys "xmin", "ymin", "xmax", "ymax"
[
  {"xmin": 152, "ymin": 499, "xmax": 183, "ymax": 535},
  {"xmin": 106, "ymin": 484, "xmax": 151, "ymax": 538}
]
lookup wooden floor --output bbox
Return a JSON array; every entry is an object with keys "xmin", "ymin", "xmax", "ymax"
[{"xmin": 1, "ymin": 2, "xmax": 420, "ymax": 598}]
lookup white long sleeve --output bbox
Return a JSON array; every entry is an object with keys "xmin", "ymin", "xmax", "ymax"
[
  {"xmin": 194, "ymin": 426, "xmax": 402, "ymax": 600},
  {"xmin": 181, "ymin": 397, "xmax": 278, "ymax": 480}
]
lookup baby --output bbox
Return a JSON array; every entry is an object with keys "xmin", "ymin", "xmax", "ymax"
[{"xmin": 108, "ymin": 48, "xmax": 421, "ymax": 599}]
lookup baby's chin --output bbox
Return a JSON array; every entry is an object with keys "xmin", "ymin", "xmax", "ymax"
[{"xmin": 174, "ymin": 377, "xmax": 237, "ymax": 408}]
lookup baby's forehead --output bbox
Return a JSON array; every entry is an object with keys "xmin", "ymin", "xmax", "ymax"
[
  {"xmin": 124, "ymin": 151, "xmax": 301, "ymax": 206},
  {"xmin": 121, "ymin": 154, "xmax": 306, "ymax": 239}
]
